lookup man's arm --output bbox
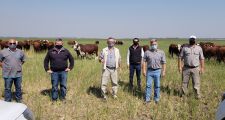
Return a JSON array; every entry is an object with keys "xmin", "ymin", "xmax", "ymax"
[
  {"xmin": 161, "ymin": 63, "xmax": 166, "ymax": 77},
  {"xmin": 44, "ymin": 51, "xmax": 50, "ymax": 72},
  {"xmin": 68, "ymin": 51, "xmax": 74, "ymax": 70},
  {"xmin": 200, "ymin": 59, "xmax": 205, "ymax": 74},
  {"xmin": 127, "ymin": 49, "xmax": 130, "ymax": 67},
  {"xmin": 142, "ymin": 61, "xmax": 147, "ymax": 76},
  {"xmin": 178, "ymin": 58, "xmax": 183, "ymax": 73},
  {"xmin": 118, "ymin": 51, "xmax": 122, "ymax": 68}
]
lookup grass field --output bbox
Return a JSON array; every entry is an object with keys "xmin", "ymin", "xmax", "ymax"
[{"xmin": 0, "ymin": 38, "xmax": 224, "ymax": 120}]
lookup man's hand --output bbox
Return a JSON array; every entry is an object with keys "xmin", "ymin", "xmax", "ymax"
[
  {"xmin": 200, "ymin": 67, "xmax": 204, "ymax": 74},
  {"xmin": 143, "ymin": 71, "xmax": 146, "ymax": 77},
  {"xmin": 65, "ymin": 68, "xmax": 71, "ymax": 72},
  {"xmin": 161, "ymin": 71, "xmax": 166, "ymax": 78},
  {"xmin": 178, "ymin": 67, "xmax": 182, "ymax": 73},
  {"xmin": 47, "ymin": 70, "xmax": 53, "ymax": 74}
]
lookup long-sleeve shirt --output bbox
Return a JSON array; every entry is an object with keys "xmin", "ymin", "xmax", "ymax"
[{"xmin": 44, "ymin": 47, "xmax": 74, "ymax": 72}]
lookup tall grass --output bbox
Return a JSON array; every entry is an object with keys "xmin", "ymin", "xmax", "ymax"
[{"xmin": 0, "ymin": 38, "xmax": 224, "ymax": 120}]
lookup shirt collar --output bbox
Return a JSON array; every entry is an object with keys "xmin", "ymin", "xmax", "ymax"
[{"xmin": 8, "ymin": 48, "xmax": 17, "ymax": 52}]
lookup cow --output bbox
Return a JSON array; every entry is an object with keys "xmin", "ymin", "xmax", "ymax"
[
  {"xmin": 217, "ymin": 46, "xmax": 225, "ymax": 63},
  {"xmin": 67, "ymin": 40, "xmax": 76, "ymax": 45},
  {"xmin": 169, "ymin": 44, "xmax": 181, "ymax": 58},
  {"xmin": 23, "ymin": 40, "xmax": 31, "ymax": 50},
  {"xmin": 115, "ymin": 40, "xmax": 123, "ymax": 45},
  {"xmin": 0, "ymin": 41, "xmax": 9, "ymax": 49},
  {"xmin": 33, "ymin": 40, "xmax": 42, "ymax": 52},
  {"xmin": 73, "ymin": 41, "xmax": 98, "ymax": 59},
  {"xmin": 16, "ymin": 41, "xmax": 24, "ymax": 50},
  {"xmin": 95, "ymin": 41, "xmax": 99, "ymax": 44},
  {"xmin": 47, "ymin": 41, "xmax": 54, "ymax": 50}
]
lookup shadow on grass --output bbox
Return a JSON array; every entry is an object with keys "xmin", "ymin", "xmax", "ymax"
[
  {"xmin": 40, "ymin": 88, "xmax": 52, "ymax": 96},
  {"xmin": 118, "ymin": 80, "xmax": 144, "ymax": 100},
  {"xmin": 87, "ymin": 86, "xmax": 102, "ymax": 98},
  {"xmin": 161, "ymin": 85, "xmax": 182, "ymax": 97}
]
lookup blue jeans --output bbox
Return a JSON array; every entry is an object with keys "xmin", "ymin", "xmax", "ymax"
[
  {"xmin": 4, "ymin": 77, "xmax": 22, "ymax": 102},
  {"xmin": 129, "ymin": 64, "xmax": 141, "ymax": 90},
  {"xmin": 51, "ymin": 71, "xmax": 68, "ymax": 100},
  {"xmin": 145, "ymin": 69, "xmax": 161, "ymax": 102}
]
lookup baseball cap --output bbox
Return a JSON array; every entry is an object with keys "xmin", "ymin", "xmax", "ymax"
[
  {"xmin": 133, "ymin": 38, "xmax": 139, "ymax": 42},
  {"xmin": 189, "ymin": 35, "xmax": 197, "ymax": 40}
]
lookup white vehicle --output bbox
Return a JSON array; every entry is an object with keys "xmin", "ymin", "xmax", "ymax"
[{"xmin": 0, "ymin": 100, "xmax": 34, "ymax": 120}]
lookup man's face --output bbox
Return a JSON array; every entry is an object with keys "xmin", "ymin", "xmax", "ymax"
[
  {"xmin": 107, "ymin": 39, "xmax": 115, "ymax": 47},
  {"xmin": 55, "ymin": 41, "xmax": 63, "ymax": 46}
]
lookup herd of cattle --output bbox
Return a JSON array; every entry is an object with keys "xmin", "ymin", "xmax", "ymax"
[
  {"xmin": 169, "ymin": 42, "xmax": 225, "ymax": 63},
  {"xmin": 0, "ymin": 39, "xmax": 224, "ymax": 62}
]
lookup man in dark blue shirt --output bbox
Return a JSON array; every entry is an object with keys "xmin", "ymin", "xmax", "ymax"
[{"xmin": 44, "ymin": 38, "xmax": 74, "ymax": 102}]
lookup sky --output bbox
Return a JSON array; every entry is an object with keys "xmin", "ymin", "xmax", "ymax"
[{"xmin": 0, "ymin": 0, "xmax": 225, "ymax": 38}]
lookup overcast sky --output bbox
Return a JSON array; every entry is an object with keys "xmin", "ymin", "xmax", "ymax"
[{"xmin": 0, "ymin": 0, "xmax": 225, "ymax": 38}]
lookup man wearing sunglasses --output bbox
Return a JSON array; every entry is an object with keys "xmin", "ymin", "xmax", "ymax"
[{"xmin": 0, "ymin": 39, "xmax": 26, "ymax": 102}]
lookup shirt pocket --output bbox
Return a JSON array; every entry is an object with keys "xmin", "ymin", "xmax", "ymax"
[
  {"xmin": 194, "ymin": 51, "xmax": 200, "ymax": 59},
  {"xmin": 184, "ymin": 51, "xmax": 191, "ymax": 56}
]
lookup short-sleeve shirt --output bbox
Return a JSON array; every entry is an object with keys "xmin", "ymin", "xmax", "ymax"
[
  {"xmin": 179, "ymin": 45, "xmax": 204, "ymax": 67},
  {"xmin": 0, "ymin": 48, "xmax": 26, "ymax": 78},
  {"xmin": 144, "ymin": 49, "xmax": 166, "ymax": 69},
  {"xmin": 106, "ymin": 48, "xmax": 116, "ymax": 67}
]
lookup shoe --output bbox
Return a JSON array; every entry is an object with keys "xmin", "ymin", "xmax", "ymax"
[
  {"xmin": 144, "ymin": 101, "xmax": 150, "ymax": 105},
  {"xmin": 16, "ymin": 99, "xmax": 23, "ymax": 103},
  {"xmin": 61, "ymin": 99, "xmax": 67, "ymax": 104},
  {"xmin": 102, "ymin": 95, "xmax": 107, "ymax": 101},
  {"xmin": 113, "ymin": 95, "xmax": 118, "ymax": 99},
  {"xmin": 196, "ymin": 95, "xmax": 201, "ymax": 100}
]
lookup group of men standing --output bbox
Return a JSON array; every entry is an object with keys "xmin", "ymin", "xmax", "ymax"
[{"xmin": 0, "ymin": 36, "xmax": 205, "ymax": 105}]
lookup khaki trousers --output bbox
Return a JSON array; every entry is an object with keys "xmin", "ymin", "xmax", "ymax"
[
  {"xmin": 182, "ymin": 67, "xmax": 201, "ymax": 96},
  {"xmin": 101, "ymin": 68, "xmax": 118, "ymax": 96}
]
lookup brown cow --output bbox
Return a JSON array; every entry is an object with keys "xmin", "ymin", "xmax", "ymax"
[
  {"xmin": 23, "ymin": 40, "xmax": 31, "ymax": 50},
  {"xmin": 16, "ymin": 41, "xmax": 24, "ymax": 50},
  {"xmin": 73, "ymin": 41, "xmax": 98, "ymax": 59},
  {"xmin": 0, "ymin": 40, "xmax": 8, "ymax": 49},
  {"xmin": 67, "ymin": 40, "xmax": 76, "ymax": 45},
  {"xmin": 47, "ymin": 41, "xmax": 54, "ymax": 50},
  {"xmin": 217, "ymin": 46, "xmax": 225, "ymax": 63},
  {"xmin": 169, "ymin": 44, "xmax": 181, "ymax": 58},
  {"xmin": 33, "ymin": 41, "xmax": 42, "ymax": 52},
  {"xmin": 115, "ymin": 40, "xmax": 123, "ymax": 45}
]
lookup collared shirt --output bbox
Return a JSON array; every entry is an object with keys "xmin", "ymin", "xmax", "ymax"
[
  {"xmin": 144, "ymin": 49, "xmax": 166, "ymax": 69},
  {"xmin": 99, "ymin": 47, "xmax": 121, "ymax": 69},
  {"xmin": 106, "ymin": 48, "xmax": 116, "ymax": 67},
  {"xmin": 0, "ymin": 48, "xmax": 26, "ymax": 78},
  {"xmin": 179, "ymin": 45, "xmax": 204, "ymax": 67}
]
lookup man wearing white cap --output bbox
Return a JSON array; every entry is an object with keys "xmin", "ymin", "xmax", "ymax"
[
  {"xmin": 178, "ymin": 36, "xmax": 205, "ymax": 99},
  {"xmin": 127, "ymin": 38, "xmax": 144, "ymax": 93}
]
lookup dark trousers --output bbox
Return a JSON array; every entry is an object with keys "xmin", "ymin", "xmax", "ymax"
[
  {"xmin": 129, "ymin": 64, "xmax": 141, "ymax": 90},
  {"xmin": 4, "ymin": 77, "xmax": 22, "ymax": 102},
  {"xmin": 51, "ymin": 71, "xmax": 67, "ymax": 100}
]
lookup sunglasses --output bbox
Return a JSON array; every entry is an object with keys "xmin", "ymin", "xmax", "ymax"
[{"xmin": 9, "ymin": 43, "xmax": 16, "ymax": 45}]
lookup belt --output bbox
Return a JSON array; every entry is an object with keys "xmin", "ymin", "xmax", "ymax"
[
  {"xmin": 184, "ymin": 65, "xmax": 199, "ymax": 68},
  {"xmin": 148, "ymin": 68, "xmax": 161, "ymax": 71},
  {"xmin": 106, "ymin": 66, "xmax": 116, "ymax": 69}
]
